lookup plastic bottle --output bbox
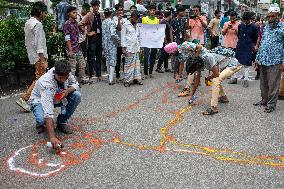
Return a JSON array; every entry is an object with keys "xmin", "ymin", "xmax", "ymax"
[{"xmin": 189, "ymin": 96, "xmax": 198, "ymax": 104}]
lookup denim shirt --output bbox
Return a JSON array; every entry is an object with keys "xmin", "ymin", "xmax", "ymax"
[{"xmin": 256, "ymin": 22, "xmax": 284, "ymax": 66}]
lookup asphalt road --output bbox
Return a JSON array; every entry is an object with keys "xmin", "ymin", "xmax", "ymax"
[{"xmin": 1, "ymin": 70, "xmax": 284, "ymax": 189}]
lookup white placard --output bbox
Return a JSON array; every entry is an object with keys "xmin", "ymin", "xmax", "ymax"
[{"xmin": 138, "ymin": 24, "xmax": 166, "ymax": 48}]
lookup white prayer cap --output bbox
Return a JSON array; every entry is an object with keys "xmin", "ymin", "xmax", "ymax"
[{"xmin": 268, "ymin": 3, "xmax": 280, "ymax": 13}]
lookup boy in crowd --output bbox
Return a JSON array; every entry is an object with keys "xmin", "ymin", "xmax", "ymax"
[
  {"xmin": 142, "ymin": 4, "xmax": 160, "ymax": 79},
  {"xmin": 156, "ymin": 11, "xmax": 173, "ymax": 73},
  {"xmin": 16, "ymin": 2, "xmax": 48, "ymax": 112},
  {"xmin": 63, "ymin": 6, "xmax": 87, "ymax": 85},
  {"xmin": 81, "ymin": 0, "xmax": 103, "ymax": 82}
]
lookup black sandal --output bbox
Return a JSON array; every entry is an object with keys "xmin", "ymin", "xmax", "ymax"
[
  {"xmin": 124, "ymin": 82, "xmax": 131, "ymax": 87},
  {"xmin": 219, "ymin": 97, "xmax": 229, "ymax": 103},
  {"xmin": 133, "ymin": 79, "xmax": 143, "ymax": 85},
  {"xmin": 202, "ymin": 108, "xmax": 218, "ymax": 115},
  {"xmin": 264, "ymin": 107, "xmax": 275, "ymax": 113}
]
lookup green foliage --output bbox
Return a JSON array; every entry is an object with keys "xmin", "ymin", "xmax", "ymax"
[
  {"xmin": 0, "ymin": 14, "xmax": 64, "ymax": 71},
  {"xmin": 0, "ymin": 15, "xmax": 28, "ymax": 71},
  {"xmin": 50, "ymin": 0, "xmax": 61, "ymax": 8},
  {"xmin": 43, "ymin": 14, "xmax": 64, "ymax": 67}
]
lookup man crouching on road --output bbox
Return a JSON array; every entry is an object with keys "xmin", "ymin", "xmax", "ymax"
[{"xmin": 29, "ymin": 60, "xmax": 81, "ymax": 150}]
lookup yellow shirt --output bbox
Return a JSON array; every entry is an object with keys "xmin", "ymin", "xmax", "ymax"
[{"xmin": 142, "ymin": 16, "xmax": 159, "ymax": 24}]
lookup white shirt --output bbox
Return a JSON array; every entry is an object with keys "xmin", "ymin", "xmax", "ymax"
[
  {"xmin": 24, "ymin": 17, "xmax": 48, "ymax": 64},
  {"xmin": 121, "ymin": 20, "xmax": 141, "ymax": 54},
  {"xmin": 76, "ymin": 14, "xmax": 87, "ymax": 43},
  {"xmin": 29, "ymin": 68, "xmax": 79, "ymax": 118},
  {"xmin": 112, "ymin": 16, "xmax": 127, "ymax": 46}
]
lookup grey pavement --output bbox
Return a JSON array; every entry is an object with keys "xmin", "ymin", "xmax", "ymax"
[{"xmin": 0, "ymin": 70, "xmax": 284, "ymax": 189}]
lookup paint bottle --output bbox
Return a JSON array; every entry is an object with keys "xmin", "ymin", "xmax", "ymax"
[
  {"xmin": 46, "ymin": 141, "xmax": 53, "ymax": 148},
  {"xmin": 46, "ymin": 142, "xmax": 62, "ymax": 149},
  {"xmin": 188, "ymin": 96, "xmax": 198, "ymax": 104}
]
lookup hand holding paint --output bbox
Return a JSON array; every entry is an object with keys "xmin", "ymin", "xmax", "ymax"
[{"xmin": 47, "ymin": 137, "xmax": 64, "ymax": 153}]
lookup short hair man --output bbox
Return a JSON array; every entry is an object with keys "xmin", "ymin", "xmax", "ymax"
[
  {"xmin": 77, "ymin": 3, "xmax": 91, "ymax": 59},
  {"xmin": 156, "ymin": 11, "xmax": 173, "ymax": 73},
  {"xmin": 254, "ymin": 4, "xmax": 284, "ymax": 113},
  {"xmin": 80, "ymin": 0, "xmax": 103, "ymax": 82},
  {"xmin": 222, "ymin": 11, "xmax": 239, "ymax": 49},
  {"xmin": 113, "ymin": 3, "xmax": 126, "ymax": 80},
  {"xmin": 142, "ymin": 4, "xmax": 160, "ymax": 78},
  {"xmin": 16, "ymin": 1, "xmax": 48, "ymax": 112},
  {"xmin": 29, "ymin": 60, "xmax": 81, "ymax": 150},
  {"xmin": 188, "ymin": 5, "xmax": 208, "ymax": 45},
  {"xmin": 208, "ymin": 10, "xmax": 222, "ymax": 49},
  {"xmin": 64, "ymin": 6, "xmax": 87, "ymax": 85}
]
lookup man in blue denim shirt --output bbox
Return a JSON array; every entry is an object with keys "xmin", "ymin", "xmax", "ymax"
[
  {"xmin": 254, "ymin": 4, "xmax": 284, "ymax": 113},
  {"xmin": 29, "ymin": 60, "xmax": 81, "ymax": 150},
  {"xmin": 56, "ymin": 0, "xmax": 71, "ymax": 31}
]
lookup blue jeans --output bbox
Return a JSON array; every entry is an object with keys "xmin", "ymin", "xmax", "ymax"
[{"xmin": 31, "ymin": 91, "xmax": 81, "ymax": 126}]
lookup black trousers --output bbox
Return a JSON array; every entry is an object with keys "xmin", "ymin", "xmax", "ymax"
[
  {"xmin": 157, "ymin": 46, "xmax": 170, "ymax": 70},
  {"xmin": 116, "ymin": 47, "xmax": 125, "ymax": 78},
  {"xmin": 210, "ymin": 36, "xmax": 219, "ymax": 49},
  {"xmin": 87, "ymin": 36, "xmax": 102, "ymax": 77},
  {"xmin": 143, "ymin": 48, "xmax": 157, "ymax": 75}
]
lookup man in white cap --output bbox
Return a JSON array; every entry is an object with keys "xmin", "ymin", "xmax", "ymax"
[{"xmin": 254, "ymin": 3, "xmax": 284, "ymax": 113}]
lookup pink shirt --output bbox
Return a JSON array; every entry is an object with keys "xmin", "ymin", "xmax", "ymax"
[
  {"xmin": 223, "ymin": 21, "xmax": 239, "ymax": 48},
  {"xmin": 188, "ymin": 16, "xmax": 207, "ymax": 45}
]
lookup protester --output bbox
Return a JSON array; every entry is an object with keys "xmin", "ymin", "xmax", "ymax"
[
  {"xmin": 16, "ymin": 2, "xmax": 48, "ymax": 112},
  {"xmin": 156, "ymin": 11, "xmax": 173, "ymax": 73},
  {"xmin": 208, "ymin": 10, "xmax": 222, "ymax": 49},
  {"xmin": 81, "ymin": 0, "xmax": 103, "ymax": 82},
  {"xmin": 113, "ymin": 3, "xmax": 126, "ymax": 81},
  {"xmin": 222, "ymin": 11, "xmax": 240, "ymax": 84},
  {"xmin": 64, "ymin": 6, "xmax": 87, "ymax": 85},
  {"xmin": 77, "ymin": 3, "xmax": 90, "ymax": 59},
  {"xmin": 121, "ymin": 11, "xmax": 143, "ymax": 87},
  {"xmin": 188, "ymin": 5, "xmax": 208, "ymax": 46},
  {"xmin": 29, "ymin": 60, "xmax": 81, "ymax": 150},
  {"xmin": 222, "ymin": 11, "xmax": 239, "ymax": 49},
  {"xmin": 56, "ymin": 0, "xmax": 71, "ymax": 31},
  {"xmin": 254, "ymin": 4, "xmax": 284, "ymax": 113},
  {"xmin": 170, "ymin": 6, "xmax": 187, "ymax": 83},
  {"xmin": 142, "ymin": 4, "xmax": 160, "ymax": 79},
  {"xmin": 102, "ymin": 8, "xmax": 120, "ymax": 85},
  {"xmin": 235, "ymin": 12, "xmax": 258, "ymax": 88},
  {"xmin": 164, "ymin": 42, "xmax": 242, "ymax": 109}
]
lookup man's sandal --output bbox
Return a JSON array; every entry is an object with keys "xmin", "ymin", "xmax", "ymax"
[
  {"xmin": 124, "ymin": 82, "xmax": 131, "ymax": 87},
  {"xmin": 202, "ymin": 108, "xmax": 218, "ymax": 115},
  {"xmin": 219, "ymin": 97, "xmax": 229, "ymax": 103}
]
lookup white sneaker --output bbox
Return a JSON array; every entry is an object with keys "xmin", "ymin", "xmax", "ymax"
[{"xmin": 16, "ymin": 98, "xmax": 31, "ymax": 112}]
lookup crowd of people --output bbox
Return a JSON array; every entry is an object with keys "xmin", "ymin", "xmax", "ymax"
[{"xmin": 14, "ymin": 0, "xmax": 283, "ymax": 150}]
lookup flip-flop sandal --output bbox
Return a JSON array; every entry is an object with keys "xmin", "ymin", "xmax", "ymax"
[
  {"xmin": 219, "ymin": 97, "xmax": 229, "ymax": 103},
  {"xmin": 202, "ymin": 108, "xmax": 218, "ymax": 115},
  {"xmin": 124, "ymin": 82, "xmax": 131, "ymax": 87}
]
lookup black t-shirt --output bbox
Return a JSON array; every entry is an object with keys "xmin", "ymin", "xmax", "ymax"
[{"xmin": 160, "ymin": 19, "xmax": 171, "ymax": 43}]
